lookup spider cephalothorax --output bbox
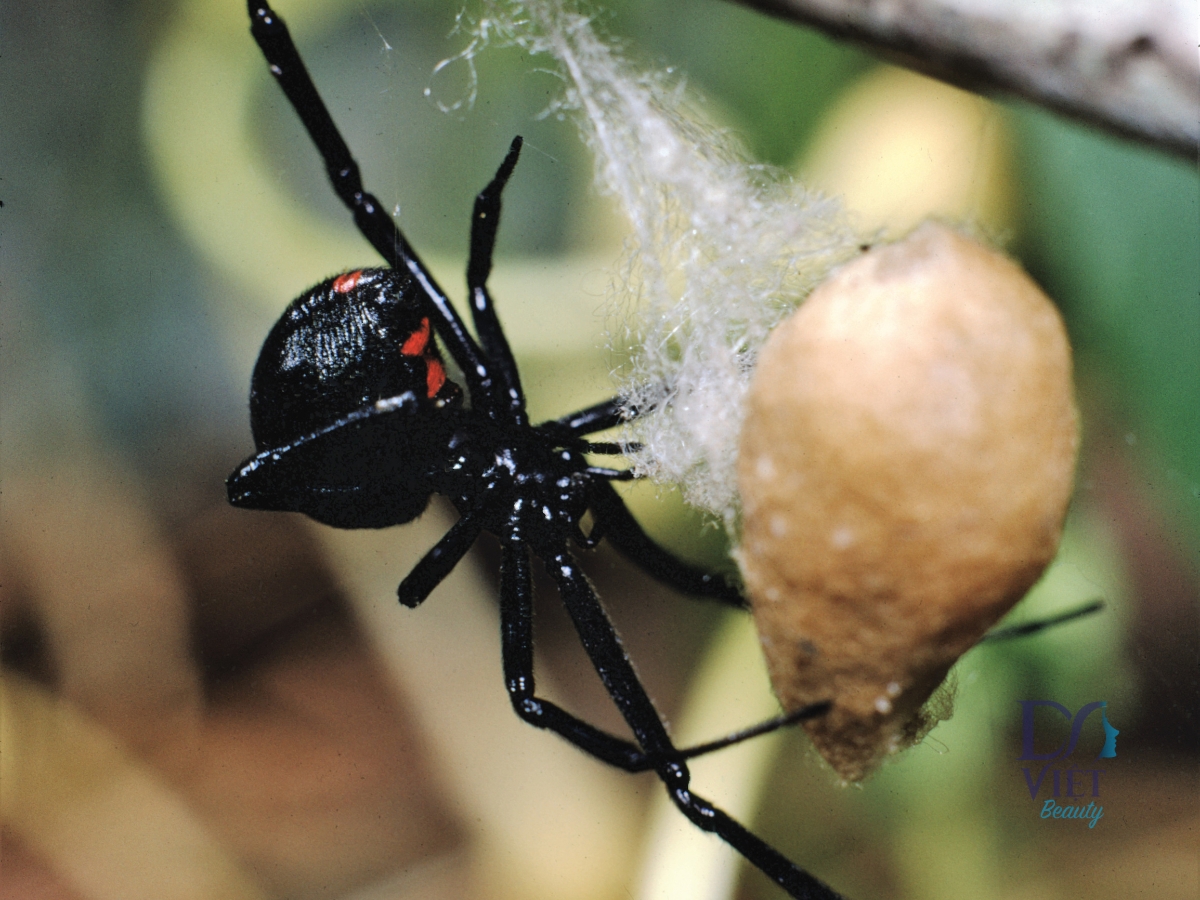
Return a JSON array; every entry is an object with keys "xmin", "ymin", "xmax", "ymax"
[{"xmin": 229, "ymin": 3, "xmax": 842, "ymax": 898}]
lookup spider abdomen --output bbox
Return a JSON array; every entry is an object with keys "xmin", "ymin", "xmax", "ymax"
[
  {"xmin": 228, "ymin": 268, "xmax": 463, "ymax": 529},
  {"xmin": 249, "ymin": 268, "xmax": 460, "ymax": 449}
]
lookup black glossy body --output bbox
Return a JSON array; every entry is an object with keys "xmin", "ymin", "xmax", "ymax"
[
  {"xmin": 233, "ymin": 268, "xmax": 460, "ymax": 528},
  {"xmin": 230, "ymin": 3, "xmax": 842, "ymax": 898},
  {"xmin": 249, "ymin": 268, "xmax": 460, "ymax": 451}
]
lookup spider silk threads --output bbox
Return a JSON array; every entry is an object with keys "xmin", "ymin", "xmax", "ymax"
[{"xmin": 468, "ymin": 0, "xmax": 863, "ymax": 532}]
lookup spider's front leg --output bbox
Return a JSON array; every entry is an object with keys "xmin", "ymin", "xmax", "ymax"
[
  {"xmin": 466, "ymin": 136, "xmax": 526, "ymax": 425},
  {"xmin": 246, "ymin": 0, "xmax": 494, "ymax": 403}
]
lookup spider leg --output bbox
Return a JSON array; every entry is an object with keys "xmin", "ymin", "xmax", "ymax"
[
  {"xmin": 585, "ymin": 466, "xmax": 637, "ymax": 480},
  {"xmin": 573, "ymin": 520, "xmax": 603, "ymax": 549},
  {"xmin": 498, "ymin": 537, "xmax": 819, "ymax": 772},
  {"xmin": 467, "ymin": 137, "xmax": 527, "ymax": 424},
  {"xmin": 978, "ymin": 599, "xmax": 1104, "ymax": 642},
  {"xmin": 498, "ymin": 538, "xmax": 651, "ymax": 771},
  {"xmin": 246, "ymin": 0, "xmax": 496, "ymax": 405},
  {"xmin": 546, "ymin": 549, "xmax": 844, "ymax": 900},
  {"xmin": 539, "ymin": 396, "xmax": 740, "ymax": 603},
  {"xmin": 579, "ymin": 441, "xmax": 641, "ymax": 455},
  {"xmin": 396, "ymin": 509, "xmax": 486, "ymax": 608},
  {"xmin": 589, "ymin": 480, "xmax": 746, "ymax": 608},
  {"xmin": 674, "ymin": 701, "xmax": 832, "ymax": 759},
  {"xmin": 541, "ymin": 396, "xmax": 631, "ymax": 439}
]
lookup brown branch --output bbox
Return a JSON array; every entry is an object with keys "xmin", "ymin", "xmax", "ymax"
[{"xmin": 736, "ymin": 0, "xmax": 1199, "ymax": 159}]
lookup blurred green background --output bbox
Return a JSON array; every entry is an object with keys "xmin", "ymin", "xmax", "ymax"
[{"xmin": 2, "ymin": 1, "xmax": 1196, "ymax": 899}]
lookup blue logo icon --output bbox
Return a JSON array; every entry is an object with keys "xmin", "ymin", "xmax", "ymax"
[
  {"xmin": 1017, "ymin": 700, "xmax": 1118, "ymax": 829},
  {"xmin": 1018, "ymin": 700, "xmax": 1119, "ymax": 761}
]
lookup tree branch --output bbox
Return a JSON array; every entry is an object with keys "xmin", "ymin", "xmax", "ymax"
[{"xmin": 736, "ymin": 0, "xmax": 1199, "ymax": 159}]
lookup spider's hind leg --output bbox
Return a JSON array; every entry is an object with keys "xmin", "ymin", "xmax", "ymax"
[
  {"xmin": 496, "ymin": 538, "xmax": 828, "ymax": 772},
  {"xmin": 979, "ymin": 599, "xmax": 1104, "ymax": 642},
  {"xmin": 497, "ymin": 539, "xmax": 651, "ymax": 771},
  {"xmin": 545, "ymin": 548, "xmax": 844, "ymax": 900}
]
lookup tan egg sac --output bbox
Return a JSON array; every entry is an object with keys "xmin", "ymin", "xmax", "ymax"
[{"xmin": 737, "ymin": 223, "xmax": 1078, "ymax": 782}]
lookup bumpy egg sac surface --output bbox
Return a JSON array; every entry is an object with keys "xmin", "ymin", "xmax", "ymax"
[{"xmin": 737, "ymin": 222, "xmax": 1078, "ymax": 782}]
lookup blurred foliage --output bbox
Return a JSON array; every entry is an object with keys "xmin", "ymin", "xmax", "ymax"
[
  {"xmin": 1013, "ymin": 109, "xmax": 1200, "ymax": 549},
  {"xmin": 605, "ymin": 0, "xmax": 873, "ymax": 166}
]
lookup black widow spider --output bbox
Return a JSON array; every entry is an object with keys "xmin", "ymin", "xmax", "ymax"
[{"xmin": 228, "ymin": 2, "xmax": 842, "ymax": 897}]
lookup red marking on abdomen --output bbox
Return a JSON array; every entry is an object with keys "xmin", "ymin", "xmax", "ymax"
[
  {"xmin": 401, "ymin": 317, "xmax": 431, "ymax": 356},
  {"xmin": 425, "ymin": 359, "xmax": 446, "ymax": 398},
  {"xmin": 332, "ymin": 270, "xmax": 364, "ymax": 293}
]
